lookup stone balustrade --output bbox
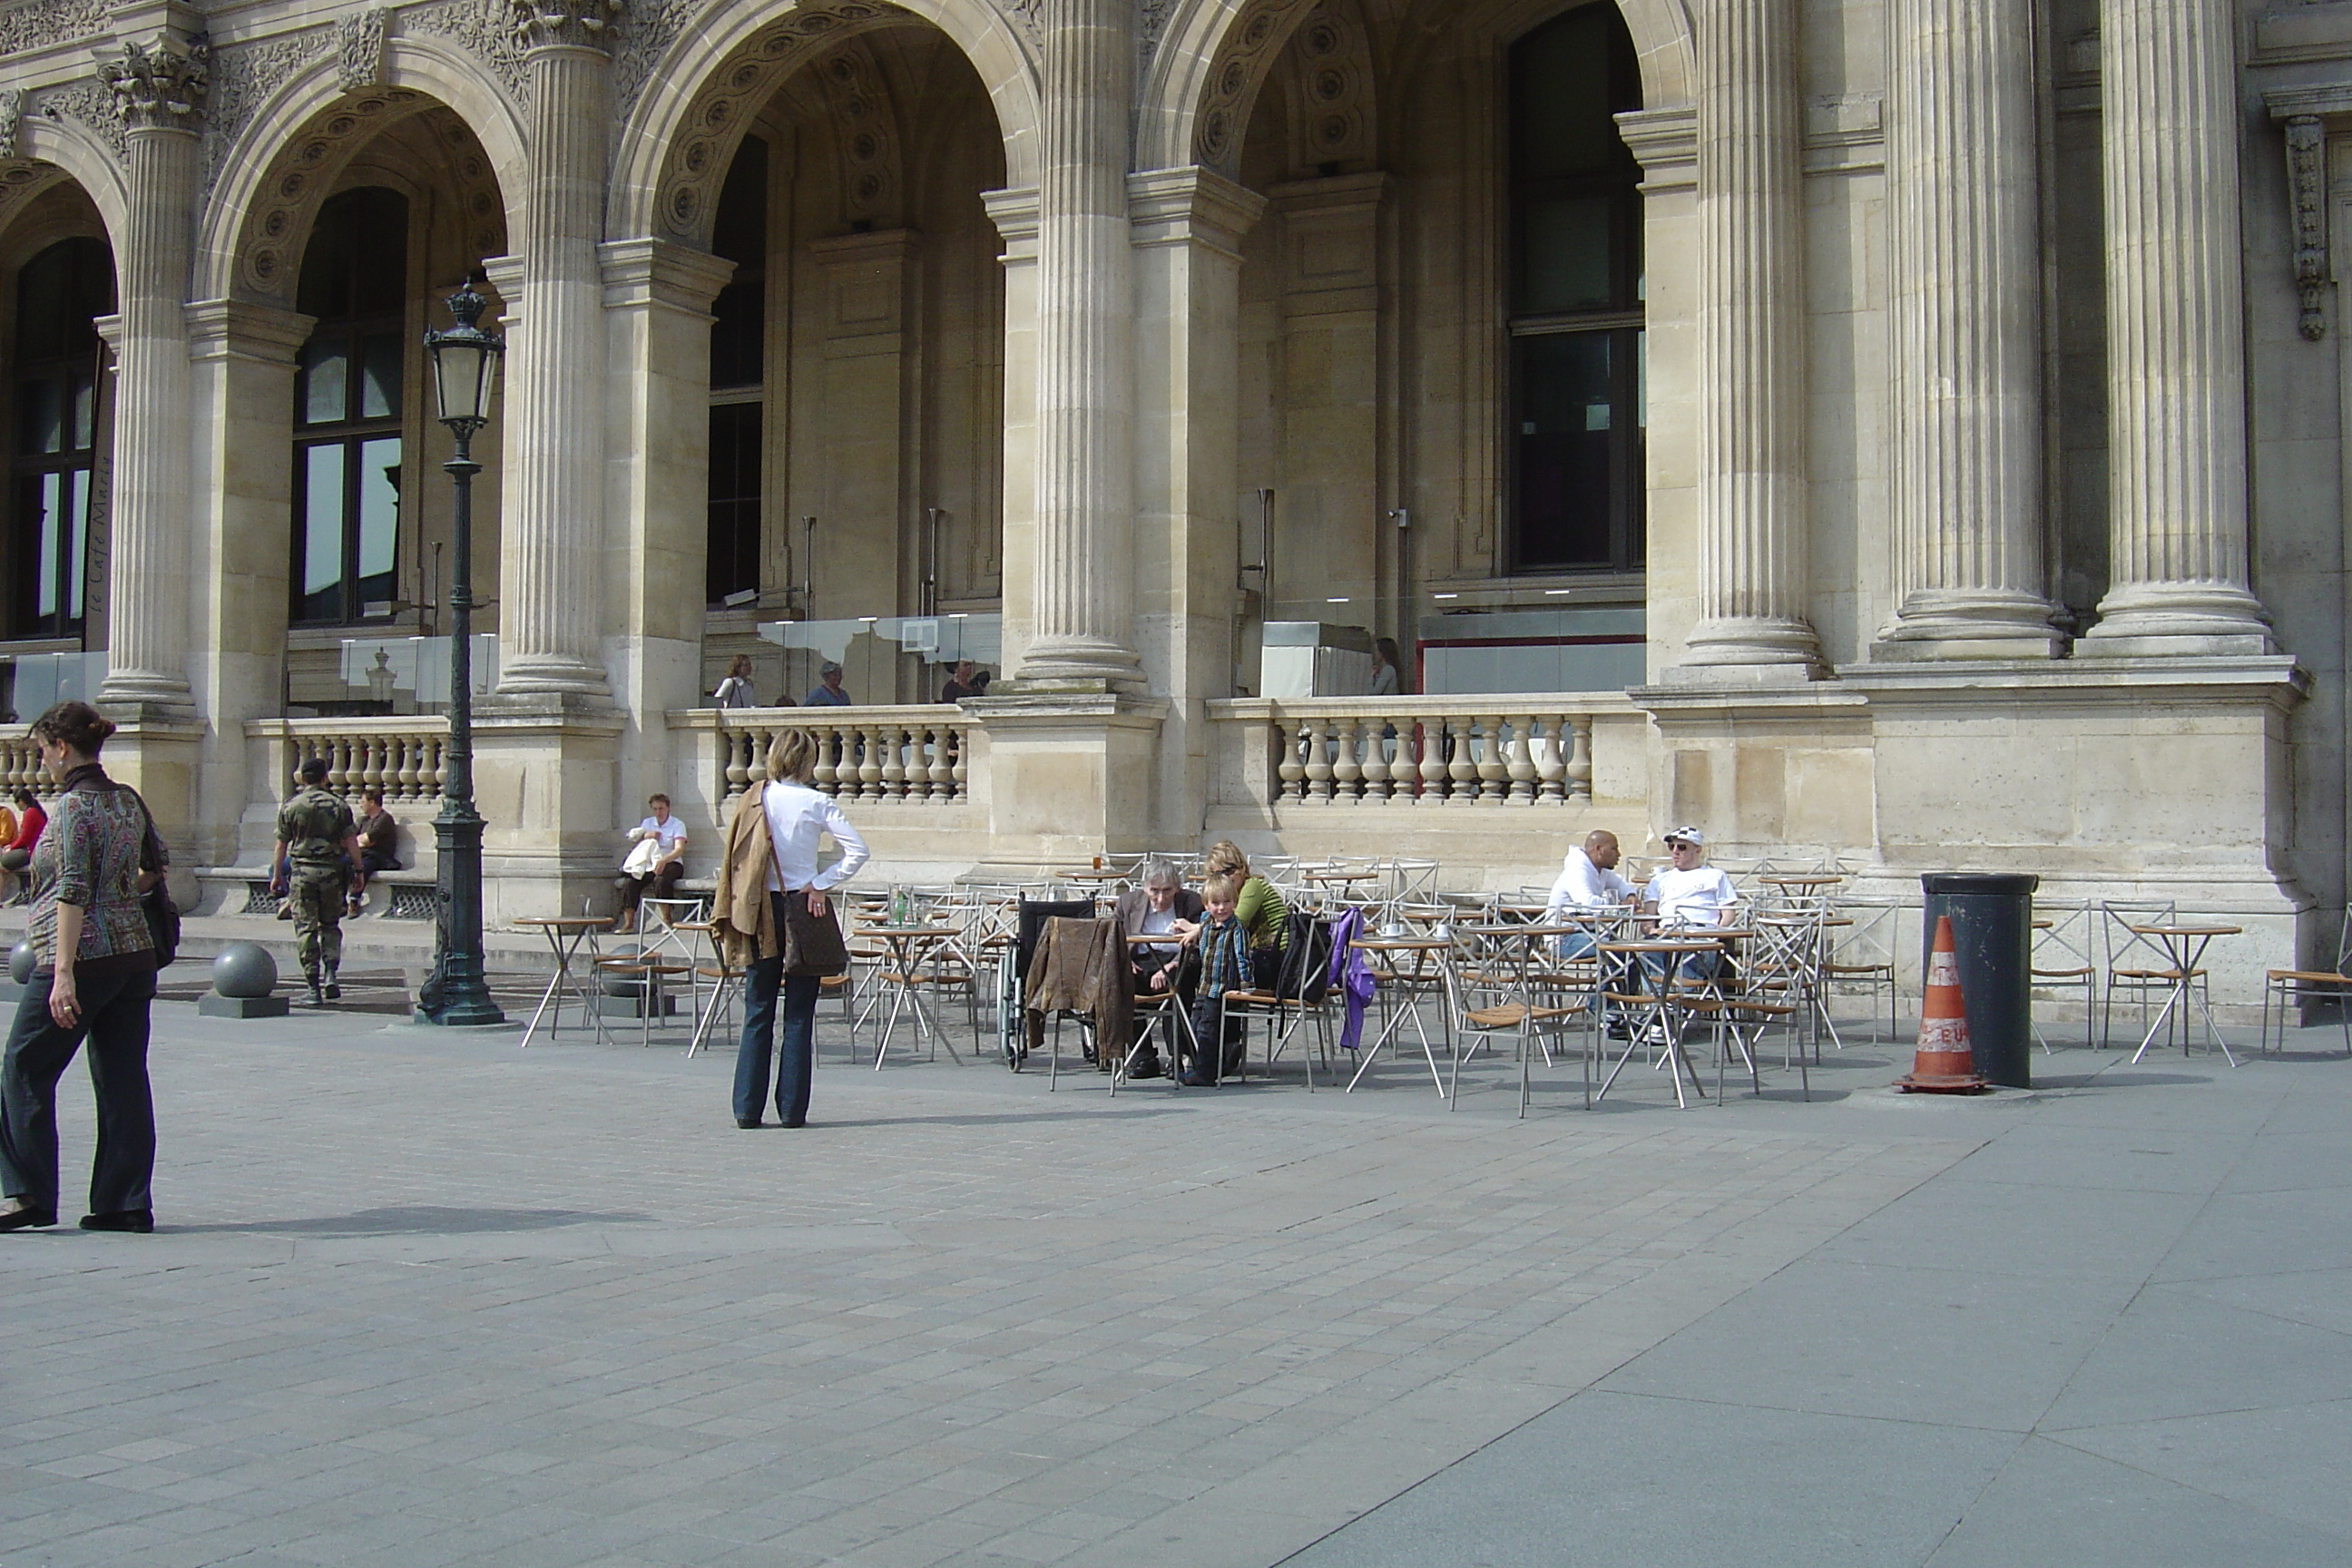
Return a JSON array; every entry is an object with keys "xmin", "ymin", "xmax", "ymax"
[
  {"xmin": 1211, "ymin": 698, "xmax": 1620, "ymax": 807},
  {"xmin": 244, "ymin": 717, "xmax": 451, "ymax": 803},
  {"xmin": 676, "ymin": 707, "xmax": 977, "ymax": 814},
  {"xmin": 0, "ymin": 725, "xmax": 48, "ymax": 799}
]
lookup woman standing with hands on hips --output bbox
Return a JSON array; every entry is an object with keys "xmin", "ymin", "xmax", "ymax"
[
  {"xmin": 713, "ymin": 728, "xmax": 867, "ymax": 1129},
  {"xmin": 1, "ymin": 702, "xmax": 169, "ymax": 1234}
]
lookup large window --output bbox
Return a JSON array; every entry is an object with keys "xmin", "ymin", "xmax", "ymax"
[
  {"xmin": 292, "ymin": 188, "xmax": 407, "ymax": 625},
  {"xmin": 708, "ymin": 136, "xmax": 768, "ymax": 604},
  {"xmin": 9, "ymin": 238, "xmax": 113, "ymax": 640},
  {"xmin": 1508, "ymin": 5, "xmax": 1644, "ymax": 573}
]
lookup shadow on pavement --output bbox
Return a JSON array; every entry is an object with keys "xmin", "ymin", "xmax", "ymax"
[{"xmin": 164, "ymin": 1204, "xmax": 652, "ymax": 1237}]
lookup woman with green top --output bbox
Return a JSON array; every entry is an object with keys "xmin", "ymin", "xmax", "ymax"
[{"xmin": 1202, "ymin": 841, "xmax": 1288, "ymax": 987}]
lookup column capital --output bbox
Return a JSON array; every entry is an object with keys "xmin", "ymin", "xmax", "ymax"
[
  {"xmin": 597, "ymin": 236, "xmax": 734, "ymax": 315},
  {"xmin": 1127, "ymin": 166, "xmax": 1268, "ymax": 258},
  {"xmin": 101, "ymin": 35, "xmax": 208, "ymax": 134},
  {"xmin": 511, "ymin": 0, "xmax": 624, "ymax": 55}
]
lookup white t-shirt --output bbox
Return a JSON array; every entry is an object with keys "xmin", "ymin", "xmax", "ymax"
[
  {"xmin": 1546, "ymin": 848, "xmax": 1636, "ymax": 913},
  {"xmin": 1646, "ymin": 865, "xmax": 1738, "ymax": 927},
  {"xmin": 633, "ymin": 815, "xmax": 688, "ymax": 852}
]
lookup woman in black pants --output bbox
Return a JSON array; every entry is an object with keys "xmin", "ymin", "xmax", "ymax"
[{"xmin": 0, "ymin": 701, "xmax": 168, "ymax": 1234}]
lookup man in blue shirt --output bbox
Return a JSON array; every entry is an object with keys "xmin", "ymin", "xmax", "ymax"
[{"xmin": 803, "ymin": 662, "xmax": 852, "ymax": 706}]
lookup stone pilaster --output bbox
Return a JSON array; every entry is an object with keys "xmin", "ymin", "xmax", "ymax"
[
  {"xmin": 94, "ymin": 35, "xmax": 205, "ymax": 715},
  {"xmin": 1130, "ymin": 166, "xmax": 1265, "ymax": 845},
  {"xmin": 1014, "ymin": 0, "xmax": 1143, "ymax": 688},
  {"xmin": 495, "ymin": 0, "xmax": 621, "ymax": 697},
  {"xmin": 1674, "ymin": 0, "xmax": 1823, "ymax": 681},
  {"xmin": 2081, "ymin": 0, "xmax": 2275, "ymax": 657},
  {"xmin": 1874, "ymin": 0, "xmax": 2063, "ymax": 661}
]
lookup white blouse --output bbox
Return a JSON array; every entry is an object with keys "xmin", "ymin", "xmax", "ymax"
[{"xmin": 759, "ymin": 780, "xmax": 869, "ymax": 893}]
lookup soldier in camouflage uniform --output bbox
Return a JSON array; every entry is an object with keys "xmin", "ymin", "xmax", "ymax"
[{"xmin": 272, "ymin": 759, "xmax": 362, "ymax": 1004}]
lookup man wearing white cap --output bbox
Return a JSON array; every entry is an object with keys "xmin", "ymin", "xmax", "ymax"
[{"xmin": 1643, "ymin": 825, "xmax": 1737, "ymax": 929}]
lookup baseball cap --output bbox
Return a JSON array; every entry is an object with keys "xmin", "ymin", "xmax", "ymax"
[{"xmin": 1663, "ymin": 825, "xmax": 1706, "ymax": 848}]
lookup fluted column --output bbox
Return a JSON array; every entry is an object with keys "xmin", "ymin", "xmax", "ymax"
[
  {"xmin": 1677, "ymin": 0, "xmax": 1821, "ymax": 680},
  {"xmin": 1014, "ymin": 0, "xmax": 1143, "ymax": 685},
  {"xmin": 2081, "ymin": 0, "xmax": 2274, "ymax": 656},
  {"xmin": 1876, "ymin": 0, "xmax": 2063, "ymax": 660},
  {"xmin": 495, "ymin": 0, "xmax": 618, "ymax": 697},
  {"xmin": 95, "ymin": 38, "xmax": 204, "ymax": 714}
]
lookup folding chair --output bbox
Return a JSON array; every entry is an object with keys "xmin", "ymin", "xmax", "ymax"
[
  {"xmin": 2101, "ymin": 900, "xmax": 2181, "ymax": 1047},
  {"xmin": 1219, "ymin": 909, "xmax": 1339, "ymax": 1086},
  {"xmin": 2262, "ymin": 901, "xmax": 2352, "ymax": 1057},
  {"xmin": 1446, "ymin": 921, "xmax": 1592, "ymax": 1116},
  {"xmin": 2031, "ymin": 897, "xmax": 2097, "ymax": 1052},
  {"xmin": 1820, "ymin": 897, "xmax": 1901, "ymax": 1044}
]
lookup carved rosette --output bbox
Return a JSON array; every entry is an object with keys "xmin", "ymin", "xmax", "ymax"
[
  {"xmin": 512, "ymin": 0, "xmax": 626, "ymax": 54},
  {"xmin": 103, "ymin": 38, "xmax": 211, "ymax": 133}
]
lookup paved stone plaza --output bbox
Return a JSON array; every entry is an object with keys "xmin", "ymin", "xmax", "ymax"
[{"xmin": 1, "ymin": 999, "xmax": 2347, "ymax": 1567}]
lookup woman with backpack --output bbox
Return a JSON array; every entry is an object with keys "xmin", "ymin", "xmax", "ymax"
[{"xmin": 0, "ymin": 701, "xmax": 170, "ymax": 1234}]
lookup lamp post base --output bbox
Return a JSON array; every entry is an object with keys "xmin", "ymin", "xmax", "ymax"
[{"xmin": 416, "ymin": 803, "xmax": 505, "ymax": 1027}]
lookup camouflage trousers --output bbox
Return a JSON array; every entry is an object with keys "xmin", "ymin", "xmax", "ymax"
[{"xmin": 289, "ymin": 864, "xmax": 349, "ymax": 978}]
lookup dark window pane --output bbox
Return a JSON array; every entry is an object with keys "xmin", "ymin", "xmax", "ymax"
[
  {"xmin": 69, "ymin": 368, "xmax": 94, "ymax": 451},
  {"xmin": 18, "ymin": 376, "xmax": 62, "ymax": 455},
  {"xmin": 710, "ymin": 281, "xmax": 764, "ymax": 390},
  {"xmin": 1514, "ymin": 332, "xmax": 1614, "ymax": 569},
  {"xmin": 1512, "ymin": 8, "xmax": 1626, "ymax": 181},
  {"xmin": 707, "ymin": 402, "xmax": 761, "ymax": 603},
  {"xmin": 1517, "ymin": 195, "xmax": 1615, "ymax": 314},
  {"xmin": 64, "ymin": 469, "xmax": 86, "ymax": 622},
  {"xmin": 709, "ymin": 139, "xmax": 769, "ymax": 391},
  {"xmin": 711, "ymin": 136, "xmax": 769, "ymax": 265},
  {"xmin": 360, "ymin": 333, "xmax": 402, "ymax": 419},
  {"xmin": 30, "ymin": 473, "xmax": 61, "ymax": 619},
  {"xmin": 299, "ymin": 188, "xmax": 409, "ymax": 321},
  {"xmin": 299, "ymin": 339, "xmax": 349, "ymax": 426}
]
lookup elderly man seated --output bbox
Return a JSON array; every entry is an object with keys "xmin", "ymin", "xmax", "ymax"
[
  {"xmin": 1113, "ymin": 858, "xmax": 1204, "ymax": 1079},
  {"xmin": 1545, "ymin": 829, "xmax": 1637, "ymax": 958},
  {"xmin": 1637, "ymin": 824, "xmax": 1739, "ymax": 992}
]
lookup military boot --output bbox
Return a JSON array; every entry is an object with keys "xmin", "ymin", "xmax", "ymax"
[
  {"xmin": 305, "ymin": 969, "xmax": 327, "ymax": 1006},
  {"xmin": 322, "ymin": 964, "xmax": 343, "ymax": 1001}
]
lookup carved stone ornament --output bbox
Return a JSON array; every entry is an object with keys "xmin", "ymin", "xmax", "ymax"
[
  {"xmin": 0, "ymin": 0, "xmax": 112, "ymax": 59},
  {"xmin": 2286, "ymin": 115, "xmax": 2329, "ymax": 342},
  {"xmin": 1193, "ymin": 0, "xmax": 1315, "ymax": 172},
  {"xmin": 512, "ymin": 0, "xmax": 626, "ymax": 54},
  {"xmin": 203, "ymin": 33, "xmax": 331, "ymax": 192},
  {"xmin": 36, "ymin": 78, "xmax": 126, "ymax": 161},
  {"xmin": 612, "ymin": 0, "xmax": 720, "ymax": 123},
  {"xmin": 0, "ymin": 86, "xmax": 23, "ymax": 159},
  {"xmin": 408, "ymin": 0, "xmax": 529, "ymax": 99},
  {"xmin": 652, "ymin": 0, "xmax": 902, "ymax": 242},
  {"xmin": 103, "ymin": 37, "xmax": 211, "ymax": 132},
  {"xmin": 338, "ymin": 9, "xmax": 390, "ymax": 93}
]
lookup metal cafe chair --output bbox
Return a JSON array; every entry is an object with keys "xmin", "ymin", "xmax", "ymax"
[
  {"xmin": 1820, "ymin": 896, "xmax": 1902, "ymax": 1044},
  {"xmin": 2101, "ymin": 899, "xmax": 2182, "ymax": 1046},
  {"xmin": 2262, "ymin": 901, "xmax": 2352, "ymax": 1058},
  {"xmin": 2031, "ymin": 897, "xmax": 2097, "ymax": 1052}
]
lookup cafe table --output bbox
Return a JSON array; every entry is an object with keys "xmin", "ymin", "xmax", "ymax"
[
  {"xmin": 2125, "ymin": 923, "xmax": 2242, "ymax": 1066},
  {"xmin": 514, "ymin": 915, "xmax": 614, "ymax": 1047}
]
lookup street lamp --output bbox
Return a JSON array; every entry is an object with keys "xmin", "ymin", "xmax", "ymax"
[{"xmin": 415, "ymin": 280, "xmax": 505, "ymax": 1027}]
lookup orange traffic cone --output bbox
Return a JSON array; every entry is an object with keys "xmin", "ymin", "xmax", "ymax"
[{"xmin": 1897, "ymin": 916, "xmax": 1988, "ymax": 1094}]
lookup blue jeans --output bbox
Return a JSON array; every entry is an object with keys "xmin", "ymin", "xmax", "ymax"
[
  {"xmin": 1, "ymin": 961, "xmax": 158, "ymax": 1215},
  {"xmin": 735, "ymin": 898, "xmax": 821, "ymax": 1124}
]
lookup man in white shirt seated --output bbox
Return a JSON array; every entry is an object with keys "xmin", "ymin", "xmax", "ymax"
[
  {"xmin": 1545, "ymin": 830, "xmax": 1636, "ymax": 959},
  {"xmin": 614, "ymin": 793, "xmax": 689, "ymax": 935},
  {"xmin": 1641, "ymin": 824, "xmax": 1739, "ymax": 980}
]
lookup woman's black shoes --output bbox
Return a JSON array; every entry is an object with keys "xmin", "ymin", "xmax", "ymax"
[
  {"xmin": 736, "ymin": 1117, "xmax": 761, "ymax": 1129},
  {"xmin": 79, "ymin": 1210, "xmax": 152, "ymax": 1233},
  {"xmin": 0, "ymin": 1205, "xmax": 58, "ymax": 1231}
]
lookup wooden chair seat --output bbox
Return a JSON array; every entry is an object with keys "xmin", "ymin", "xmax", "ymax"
[
  {"xmin": 1463, "ymin": 1002, "xmax": 1579, "ymax": 1030},
  {"xmin": 2268, "ymin": 968, "xmax": 2352, "ymax": 985},
  {"xmin": 2034, "ymin": 965, "xmax": 2095, "ymax": 980}
]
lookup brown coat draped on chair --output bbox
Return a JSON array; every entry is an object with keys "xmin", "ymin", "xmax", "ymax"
[{"xmin": 1024, "ymin": 916, "xmax": 1133, "ymax": 1063}]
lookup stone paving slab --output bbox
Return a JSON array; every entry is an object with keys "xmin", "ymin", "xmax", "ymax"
[{"xmin": 0, "ymin": 999, "xmax": 2114, "ymax": 1567}]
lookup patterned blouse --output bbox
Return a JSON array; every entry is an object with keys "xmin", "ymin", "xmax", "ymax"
[{"xmin": 24, "ymin": 765, "xmax": 165, "ymax": 969}]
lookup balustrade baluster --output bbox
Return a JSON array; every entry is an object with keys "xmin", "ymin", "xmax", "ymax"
[
  {"xmin": 721, "ymin": 720, "xmax": 751, "ymax": 799},
  {"xmin": 928, "ymin": 727, "xmax": 958, "ymax": 801},
  {"xmin": 1567, "ymin": 715, "xmax": 1594, "ymax": 800},
  {"xmin": 392, "ymin": 737, "xmax": 418, "ymax": 799},
  {"xmin": 1443, "ymin": 717, "xmax": 1475, "ymax": 801},
  {"xmin": 1507, "ymin": 715, "xmax": 1538, "ymax": 804},
  {"xmin": 881, "ymin": 726, "xmax": 909, "ymax": 801},
  {"xmin": 812, "ymin": 727, "xmax": 841, "ymax": 795},
  {"xmin": 1535, "ymin": 715, "xmax": 1568, "ymax": 804},
  {"xmin": 1358, "ymin": 713, "xmax": 1390, "ymax": 802},
  {"xmin": 1277, "ymin": 720, "xmax": 1308, "ymax": 802},
  {"xmin": 1418, "ymin": 718, "xmax": 1451, "ymax": 802},
  {"xmin": 358, "ymin": 739, "xmax": 385, "ymax": 799},
  {"xmin": 1330, "ymin": 719, "xmax": 1362, "ymax": 802},
  {"xmin": 1303, "ymin": 717, "xmax": 1335, "ymax": 800},
  {"xmin": 858, "ymin": 724, "xmax": 887, "ymax": 801},
  {"xmin": 948, "ymin": 724, "xmax": 969, "ymax": 801}
]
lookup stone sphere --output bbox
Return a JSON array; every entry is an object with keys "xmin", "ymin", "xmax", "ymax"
[
  {"xmin": 7, "ymin": 939, "xmax": 33, "ymax": 986},
  {"xmin": 211, "ymin": 942, "xmax": 279, "ymax": 1000}
]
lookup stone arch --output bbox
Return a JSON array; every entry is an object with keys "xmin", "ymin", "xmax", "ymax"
[
  {"xmin": 1139, "ymin": 0, "xmax": 1691, "ymax": 175},
  {"xmin": 197, "ymin": 40, "xmax": 525, "ymax": 305},
  {"xmin": 1, "ymin": 115, "xmax": 130, "ymax": 262},
  {"xmin": 609, "ymin": 0, "xmax": 1042, "ymax": 250}
]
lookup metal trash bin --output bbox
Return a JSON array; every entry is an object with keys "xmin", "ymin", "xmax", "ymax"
[{"xmin": 1920, "ymin": 873, "xmax": 2039, "ymax": 1088}]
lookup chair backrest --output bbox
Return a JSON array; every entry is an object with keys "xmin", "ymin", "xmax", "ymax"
[
  {"xmin": 2100, "ymin": 900, "xmax": 2179, "ymax": 973},
  {"xmin": 1269, "ymin": 907, "xmax": 1336, "ymax": 1002},
  {"xmin": 2032, "ymin": 897, "xmax": 2095, "ymax": 972},
  {"xmin": 1015, "ymin": 897, "xmax": 1094, "ymax": 979}
]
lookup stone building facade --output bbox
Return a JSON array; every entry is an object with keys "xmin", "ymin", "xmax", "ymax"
[{"xmin": 0, "ymin": 0, "xmax": 2342, "ymax": 969}]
